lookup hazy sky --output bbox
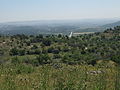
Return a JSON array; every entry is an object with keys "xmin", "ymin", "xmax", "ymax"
[{"xmin": 0, "ymin": 0, "xmax": 120, "ymax": 22}]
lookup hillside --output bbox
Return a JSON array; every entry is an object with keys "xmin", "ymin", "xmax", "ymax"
[
  {"xmin": 0, "ymin": 26, "xmax": 120, "ymax": 65},
  {"xmin": 0, "ymin": 26, "xmax": 120, "ymax": 89},
  {"xmin": 102, "ymin": 21, "xmax": 120, "ymax": 28}
]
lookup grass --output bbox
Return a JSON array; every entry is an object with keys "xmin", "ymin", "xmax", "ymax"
[{"xmin": 0, "ymin": 63, "xmax": 119, "ymax": 90}]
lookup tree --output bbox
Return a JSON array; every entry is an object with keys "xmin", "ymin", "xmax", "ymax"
[
  {"xmin": 47, "ymin": 47, "xmax": 54, "ymax": 53},
  {"xmin": 52, "ymin": 49, "xmax": 60, "ymax": 54},
  {"xmin": 9, "ymin": 48, "xmax": 19, "ymax": 56},
  {"xmin": 36, "ymin": 34, "xmax": 43, "ymax": 39},
  {"xmin": 58, "ymin": 34, "xmax": 62, "ymax": 38},
  {"xmin": 42, "ymin": 39, "xmax": 51, "ymax": 46}
]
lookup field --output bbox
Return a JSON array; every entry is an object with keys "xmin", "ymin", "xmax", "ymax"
[{"xmin": 0, "ymin": 63, "xmax": 120, "ymax": 90}]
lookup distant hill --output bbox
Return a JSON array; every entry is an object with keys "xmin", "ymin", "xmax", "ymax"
[
  {"xmin": 102, "ymin": 21, "xmax": 120, "ymax": 28},
  {"xmin": 0, "ymin": 19, "xmax": 119, "ymax": 35},
  {"xmin": 0, "ymin": 24, "xmax": 79, "ymax": 35}
]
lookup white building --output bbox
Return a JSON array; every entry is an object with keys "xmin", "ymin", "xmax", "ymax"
[{"xmin": 69, "ymin": 32, "xmax": 73, "ymax": 38}]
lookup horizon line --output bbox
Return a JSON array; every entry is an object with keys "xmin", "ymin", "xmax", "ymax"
[{"xmin": 0, "ymin": 17, "xmax": 120, "ymax": 24}]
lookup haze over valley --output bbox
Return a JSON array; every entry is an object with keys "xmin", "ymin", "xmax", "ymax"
[{"xmin": 0, "ymin": 18, "xmax": 120, "ymax": 35}]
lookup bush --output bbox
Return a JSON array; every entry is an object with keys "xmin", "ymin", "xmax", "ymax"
[
  {"xmin": 9, "ymin": 48, "xmax": 19, "ymax": 56},
  {"xmin": 52, "ymin": 49, "xmax": 60, "ymax": 54},
  {"xmin": 0, "ymin": 50, "xmax": 4, "ymax": 56},
  {"xmin": 19, "ymin": 49, "xmax": 25, "ymax": 56},
  {"xmin": 111, "ymin": 55, "xmax": 120, "ymax": 64},
  {"xmin": 47, "ymin": 47, "xmax": 54, "ymax": 53},
  {"xmin": 31, "ymin": 45, "xmax": 38, "ymax": 49},
  {"xmin": 53, "ymin": 54, "xmax": 61, "ymax": 59},
  {"xmin": 36, "ymin": 54, "xmax": 51, "ymax": 65},
  {"xmin": 42, "ymin": 39, "xmax": 51, "ymax": 46},
  {"xmin": 11, "ymin": 56, "xmax": 21, "ymax": 64}
]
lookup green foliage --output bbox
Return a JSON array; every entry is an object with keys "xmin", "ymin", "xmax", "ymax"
[
  {"xmin": 42, "ymin": 39, "xmax": 51, "ymax": 46},
  {"xmin": 1, "ymin": 26, "xmax": 120, "ymax": 66},
  {"xmin": 111, "ymin": 55, "xmax": 120, "ymax": 64},
  {"xmin": 47, "ymin": 47, "xmax": 54, "ymax": 53},
  {"xmin": 11, "ymin": 56, "xmax": 21, "ymax": 64},
  {"xmin": 0, "ymin": 62, "xmax": 119, "ymax": 89},
  {"xmin": 9, "ymin": 48, "xmax": 19, "ymax": 56},
  {"xmin": 0, "ymin": 49, "xmax": 4, "ymax": 56},
  {"xmin": 0, "ymin": 26, "xmax": 120, "ymax": 89},
  {"xmin": 16, "ymin": 64, "xmax": 34, "ymax": 74},
  {"xmin": 36, "ymin": 54, "xmax": 51, "ymax": 65},
  {"xmin": 19, "ymin": 49, "xmax": 26, "ymax": 56},
  {"xmin": 10, "ymin": 48, "xmax": 26, "ymax": 56},
  {"xmin": 31, "ymin": 44, "xmax": 38, "ymax": 49}
]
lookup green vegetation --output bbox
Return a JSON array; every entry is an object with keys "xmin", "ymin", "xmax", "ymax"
[
  {"xmin": 0, "ymin": 26, "xmax": 120, "ymax": 89},
  {"xmin": 0, "ymin": 64, "xmax": 119, "ymax": 90}
]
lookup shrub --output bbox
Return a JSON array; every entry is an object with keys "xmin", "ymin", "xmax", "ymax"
[
  {"xmin": 42, "ymin": 39, "xmax": 51, "ymax": 46},
  {"xmin": 111, "ymin": 55, "xmax": 120, "ymax": 64},
  {"xmin": 36, "ymin": 54, "xmax": 51, "ymax": 65},
  {"xmin": 0, "ymin": 50, "xmax": 4, "ymax": 56},
  {"xmin": 18, "ymin": 49, "xmax": 26, "ymax": 56},
  {"xmin": 11, "ymin": 56, "xmax": 21, "ymax": 64},
  {"xmin": 9, "ymin": 48, "xmax": 19, "ymax": 56}
]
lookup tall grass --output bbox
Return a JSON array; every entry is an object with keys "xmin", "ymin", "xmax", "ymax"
[
  {"xmin": 0, "ymin": 64, "xmax": 119, "ymax": 90},
  {"xmin": 115, "ymin": 65, "xmax": 120, "ymax": 90}
]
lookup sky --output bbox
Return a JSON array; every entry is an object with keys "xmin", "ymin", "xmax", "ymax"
[{"xmin": 0, "ymin": 0, "xmax": 120, "ymax": 22}]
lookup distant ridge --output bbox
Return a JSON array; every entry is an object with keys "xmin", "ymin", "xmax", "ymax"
[
  {"xmin": 0, "ymin": 19, "xmax": 120, "ymax": 35},
  {"xmin": 102, "ymin": 21, "xmax": 120, "ymax": 28}
]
